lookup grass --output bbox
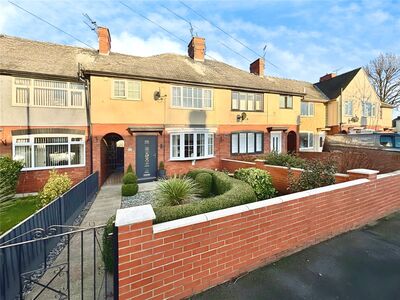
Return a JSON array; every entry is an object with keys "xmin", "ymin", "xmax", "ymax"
[{"xmin": 0, "ymin": 196, "xmax": 40, "ymax": 235}]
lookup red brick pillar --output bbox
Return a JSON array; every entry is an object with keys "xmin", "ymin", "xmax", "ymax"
[
  {"xmin": 115, "ymin": 205, "xmax": 156, "ymax": 299},
  {"xmin": 347, "ymin": 169, "xmax": 379, "ymax": 181}
]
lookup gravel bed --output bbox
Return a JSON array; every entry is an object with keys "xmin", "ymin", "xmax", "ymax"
[{"xmin": 121, "ymin": 191, "xmax": 157, "ymax": 208}]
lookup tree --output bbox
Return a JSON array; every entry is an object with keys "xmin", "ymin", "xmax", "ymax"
[{"xmin": 364, "ymin": 53, "xmax": 400, "ymax": 108}]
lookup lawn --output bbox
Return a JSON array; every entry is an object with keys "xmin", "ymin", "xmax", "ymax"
[{"xmin": 0, "ymin": 196, "xmax": 40, "ymax": 235}]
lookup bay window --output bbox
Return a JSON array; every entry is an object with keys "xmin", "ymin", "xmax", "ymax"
[
  {"xmin": 13, "ymin": 135, "xmax": 85, "ymax": 170},
  {"xmin": 172, "ymin": 86, "xmax": 213, "ymax": 109},
  {"xmin": 170, "ymin": 132, "xmax": 214, "ymax": 160},
  {"xmin": 300, "ymin": 132, "xmax": 314, "ymax": 149},
  {"xmin": 231, "ymin": 132, "xmax": 264, "ymax": 154}
]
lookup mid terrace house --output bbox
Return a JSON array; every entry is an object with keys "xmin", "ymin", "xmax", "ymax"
[{"xmin": 0, "ymin": 28, "xmax": 393, "ymax": 192}]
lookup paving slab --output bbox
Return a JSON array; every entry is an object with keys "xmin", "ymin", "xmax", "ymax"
[{"xmin": 193, "ymin": 212, "xmax": 400, "ymax": 300}]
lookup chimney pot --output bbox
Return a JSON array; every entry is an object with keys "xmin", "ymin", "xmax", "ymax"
[
  {"xmin": 250, "ymin": 58, "xmax": 265, "ymax": 77},
  {"xmin": 97, "ymin": 27, "xmax": 111, "ymax": 55},
  {"xmin": 319, "ymin": 73, "xmax": 336, "ymax": 82},
  {"xmin": 188, "ymin": 37, "xmax": 205, "ymax": 61}
]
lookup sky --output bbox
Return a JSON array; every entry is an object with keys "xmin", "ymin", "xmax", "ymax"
[{"xmin": 1, "ymin": 0, "xmax": 399, "ymax": 86}]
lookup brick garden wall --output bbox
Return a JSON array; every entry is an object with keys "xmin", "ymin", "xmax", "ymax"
[
  {"xmin": 220, "ymin": 158, "xmax": 349, "ymax": 194},
  {"xmin": 115, "ymin": 170, "xmax": 400, "ymax": 300}
]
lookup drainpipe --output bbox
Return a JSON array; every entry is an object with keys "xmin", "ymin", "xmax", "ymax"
[{"xmin": 339, "ymin": 88, "xmax": 343, "ymax": 132}]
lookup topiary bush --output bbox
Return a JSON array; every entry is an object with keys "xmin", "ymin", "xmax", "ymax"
[
  {"xmin": 126, "ymin": 164, "xmax": 133, "ymax": 173},
  {"xmin": 154, "ymin": 170, "xmax": 256, "ymax": 223},
  {"xmin": 121, "ymin": 183, "xmax": 139, "ymax": 197},
  {"xmin": 156, "ymin": 176, "xmax": 200, "ymax": 206},
  {"xmin": 122, "ymin": 172, "xmax": 137, "ymax": 184},
  {"xmin": 234, "ymin": 168, "xmax": 276, "ymax": 200},
  {"xmin": 38, "ymin": 170, "xmax": 72, "ymax": 207},
  {"xmin": 0, "ymin": 156, "xmax": 24, "ymax": 203},
  {"xmin": 102, "ymin": 215, "xmax": 115, "ymax": 272},
  {"xmin": 262, "ymin": 152, "xmax": 306, "ymax": 169},
  {"xmin": 195, "ymin": 172, "xmax": 213, "ymax": 197},
  {"xmin": 289, "ymin": 159, "xmax": 337, "ymax": 192}
]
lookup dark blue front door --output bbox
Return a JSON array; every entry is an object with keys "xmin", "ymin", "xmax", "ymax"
[{"xmin": 136, "ymin": 135, "xmax": 158, "ymax": 182}]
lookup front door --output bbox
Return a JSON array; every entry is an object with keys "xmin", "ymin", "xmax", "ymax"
[
  {"xmin": 270, "ymin": 132, "xmax": 282, "ymax": 153},
  {"xmin": 136, "ymin": 135, "xmax": 158, "ymax": 182}
]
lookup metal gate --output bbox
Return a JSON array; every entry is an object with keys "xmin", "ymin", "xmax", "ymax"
[{"xmin": 0, "ymin": 224, "xmax": 114, "ymax": 299}]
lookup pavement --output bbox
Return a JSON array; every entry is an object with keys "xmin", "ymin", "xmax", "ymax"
[{"xmin": 193, "ymin": 212, "xmax": 400, "ymax": 300}]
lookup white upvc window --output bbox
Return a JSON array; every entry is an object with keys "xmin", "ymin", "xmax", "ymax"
[
  {"xmin": 279, "ymin": 95, "xmax": 293, "ymax": 109},
  {"xmin": 362, "ymin": 101, "xmax": 376, "ymax": 117},
  {"xmin": 344, "ymin": 100, "xmax": 353, "ymax": 116},
  {"xmin": 170, "ymin": 131, "xmax": 214, "ymax": 160},
  {"xmin": 231, "ymin": 91, "xmax": 264, "ymax": 112},
  {"xmin": 299, "ymin": 132, "xmax": 314, "ymax": 150},
  {"xmin": 231, "ymin": 132, "xmax": 264, "ymax": 154},
  {"xmin": 301, "ymin": 102, "xmax": 315, "ymax": 116},
  {"xmin": 13, "ymin": 134, "xmax": 85, "ymax": 170},
  {"xmin": 12, "ymin": 78, "xmax": 85, "ymax": 108},
  {"xmin": 112, "ymin": 79, "xmax": 141, "ymax": 100},
  {"xmin": 171, "ymin": 86, "xmax": 213, "ymax": 109}
]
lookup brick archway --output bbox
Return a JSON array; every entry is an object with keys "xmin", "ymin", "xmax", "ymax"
[{"xmin": 101, "ymin": 133, "xmax": 124, "ymax": 184}]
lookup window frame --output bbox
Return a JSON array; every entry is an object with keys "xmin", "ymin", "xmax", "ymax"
[
  {"xmin": 170, "ymin": 131, "xmax": 215, "ymax": 161},
  {"xmin": 279, "ymin": 95, "xmax": 293, "ymax": 109},
  {"xmin": 171, "ymin": 85, "xmax": 213, "ymax": 110},
  {"xmin": 300, "ymin": 101, "xmax": 315, "ymax": 117},
  {"xmin": 231, "ymin": 91, "xmax": 264, "ymax": 112},
  {"xmin": 230, "ymin": 131, "xmax": 264, "ymax": 155},
  {"xmin": 12, "ymin": 134, "xmax": 86, "ymax": 171},
  {"xmin": 362, "ymin": 101, "xmax": 376, "ymax": 117},
  {"xmin": 343, "ymin": 100, "xmax": 353, "ymax": 116},
  {"xmin": 12, "ymin": 77, "xmax": 85, "ymax": 109},
  {"xmin": 299, "ymin": 132, "xmax": 314, "ymax": 150},
  {"xmin": 112, "ymin": 79, "xmax": 141, "ymax": 101}
]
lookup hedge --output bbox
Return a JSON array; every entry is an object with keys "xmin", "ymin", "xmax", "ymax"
[
  {"xmin": 154, "ymin": 169, "xmax": 256, "ymax": 223},
  {"xmin": 102, "ymin": 215, "xmax": 115, "ymax": 272},
  {"xmin": 194, "ymin": 172, "xmax": 212, "ymax": 197}
]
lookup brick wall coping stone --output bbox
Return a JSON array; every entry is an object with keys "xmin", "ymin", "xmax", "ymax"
[
  {"xmin": 220, "ymin": 158, "xmax": 256, "ymax": 165},
  {"xmin": 347, "ymin": 168, "xmax": 380, "ymax": 175},
  {"xmin": 115, "ymin": 178, "xmax": 371, "ymax": 233},
  {"xmin": 377, "ymin": 170, "xmax": 400, "ymax": 179},
  {"xmin": 115, "ymin": 204, "xmax": 155, "ymax": 227}
]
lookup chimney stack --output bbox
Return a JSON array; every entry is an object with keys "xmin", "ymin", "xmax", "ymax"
[
  {"xmin": 188, "ymin": 37, "xmax": 205, "ymax": 61},
  {"xmin": 250, "ymin": 58, "xmax": 265, "ymax": 77},
  {"xmin": 319, "ymin": 73, "xmax": 336, "ymax": 82},
  {"xmin": 97, "ymin": 27, "xmax": 111, "ymax": 55}
]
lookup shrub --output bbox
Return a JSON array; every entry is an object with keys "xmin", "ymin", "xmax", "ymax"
[
  {"xmin": 38, "ymin": 170, "xmax": 72, "ymax": 207},
  {"xmin": 289, "ymin": 159, "xmax": 337, "ymax": 192},
  {"xmin": 159, "ymin": 161, "xmax": 165, "ymax": 170},
  {"xmin": 195, "ymin": 172, "xmax": 213, "ymax": 197},
  {"xmin": 156, "ymin": 176, "xmax": 200, "ymax": 206},
  {"xmin": 0, "ymin": 156, "xmax": 23, "ymax": 203},
  {"xmin": 126, "ymin": 164, "xmax": 133, "ymax": 173},
  {"xmin": 154, "ymin": 170, "xmax": 256, "ymax": 223},
  {"xmin": 122, "ymin": 172, "xmax": 137, "ymax": 184},
  {"xmin": 262, "ymin": 152, "xmax": 306, "ymax": 169},
  {"xmin": 102, "ymin": 215, "xmax": 115, "ymax": 272},
  {"xmin": 121, "ymin": 183, "xmax": 138, "ymax": 197},
  {"xmin": 234, "ymin": 168, "xmax": 276, "ymax": 200}
]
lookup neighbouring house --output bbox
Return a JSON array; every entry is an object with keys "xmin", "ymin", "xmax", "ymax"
[
  {"xmin": 0, "ymin": 27, "xmax": 394, "ymax": 190},
  {"xmin": 315, "ymin": 68, "xmax": 394, "ymax": 134},
  {"xmin": 393, "ymin": 116, "xmax": 400, "ymax": 132}
]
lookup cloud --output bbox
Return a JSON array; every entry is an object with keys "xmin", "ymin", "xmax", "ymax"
[{"xmin": 367, "ymin": 10, "xmax": 391, "ymax": 24}]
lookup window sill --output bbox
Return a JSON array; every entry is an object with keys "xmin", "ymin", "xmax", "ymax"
[
  {"xmin": 279, "ymin": 107, "xmax": 293, "ymax": 110},
  {"xmin": 111, "ymin": 97, "xmax": 141, "ymax": 101},
  {"xmin": 170, "ymin": 106, "xmax": 213, "ymax": 111},
  {"xmin": 169, "ymin": 155, "xmax": 215, "ymax": 162},
  {"xmin": 21, "ymin": 164, "xmax": 86, "ymax": 172},
  {"xmin": 231, "ymin": 109, "xmax": 264, "ymax": 113},
  {"xmin": 300, "ymin": 115, "xmax": 314, "ymax": 118}
]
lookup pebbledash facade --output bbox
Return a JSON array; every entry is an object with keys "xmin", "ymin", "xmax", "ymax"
[{"xmin": 0, "ymin": 28, "xmax": 394, "ymax": 191}]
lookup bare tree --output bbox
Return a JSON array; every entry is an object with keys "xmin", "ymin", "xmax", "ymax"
[{"xmin": 364, "ymin": 53, "xmax": 400, "ymax": 107}]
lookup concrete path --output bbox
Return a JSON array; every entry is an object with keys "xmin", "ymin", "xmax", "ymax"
[
  {"xmin": 27, "ymin": 184, "xmax": 121, "ymax": 299},
  {"xmin": 193, "ymin": 212, "xmax": 400, "ymax": 300}
]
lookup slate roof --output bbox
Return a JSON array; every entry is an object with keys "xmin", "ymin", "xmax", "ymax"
[
  {"xmin": 0, "ymin": 34, "xmax": 328, "ymax": 101},
  {"xmin": 314, "ymin": 68, "xmax": 361, "ymax": 99}
]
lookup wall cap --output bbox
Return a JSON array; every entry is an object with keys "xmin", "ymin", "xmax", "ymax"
[
  {"xmin": 347, "ymin": 168, "xmax": 379, "ymax": 175},
  {"xmin": 221, "ymin": 158, "xmax": 256, "ymax": 165},
  {"xmin": 115, "ymin": 204, "xmax": 155, "ymax": 227}
]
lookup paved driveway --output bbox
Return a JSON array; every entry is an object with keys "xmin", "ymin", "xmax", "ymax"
[{"xmin": 193, "ymin": 212, "xmax": 400, "ymax": 300}]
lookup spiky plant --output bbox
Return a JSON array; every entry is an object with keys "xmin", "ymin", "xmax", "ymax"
[{"xmin": 156, "ymin": 176, "xmax": 200, "ymax": 206}]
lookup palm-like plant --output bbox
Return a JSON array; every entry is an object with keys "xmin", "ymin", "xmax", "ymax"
[{"xmin": 156, "ymin": 176, "xmax": 200, "ymax": 206}]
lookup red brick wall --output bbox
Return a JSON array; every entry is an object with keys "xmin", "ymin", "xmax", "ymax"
[
  {"xmin": 220, "ymin": 159, "xmax": 349, "ymax": 194},
  {"xmin": 116, "ymin": 172, "xmax": 400, "ymax": 300}
]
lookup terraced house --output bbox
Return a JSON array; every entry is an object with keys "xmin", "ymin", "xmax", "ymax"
[{"xmin": 0, "ymin": 28, "xmax": 393, "ymax": 191}]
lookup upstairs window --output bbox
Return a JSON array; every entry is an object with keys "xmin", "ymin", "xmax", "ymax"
[
  {"xmin": 301, "ymin": 102, "xmax": 315, "ymax": 116},
  {"xmin": 231, "ymin": 91, "xmax": 263, "ymax": 112},
  {"xmin": 13, "ymin": 78, "xmax": 85, "ymax": 108},
  {"xmin": 231, "ymin": 132, "xmax": 263, "ymax": 154},
  {"xmin": 279, "ymin": 95, "xmax": 293, "ymax": 109},
  {"xmin": 112, "ymin": 80, "xmax": 141, "ymax": 100},
  {"xmin": 344, "ymin": 100, "xmax": 353, "ymax": 116},
  {"xmin": 362, "ymin": 101, "xmax": 376, "ymax": 117},
  {"xmin": 172, "ymin": 86, "xmax": 213, "ymax": 109}
]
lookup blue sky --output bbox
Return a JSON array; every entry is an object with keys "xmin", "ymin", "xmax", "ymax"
[{"xmin": 1, "ymin": 0, "xmax": 399, "ymax": 85}]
